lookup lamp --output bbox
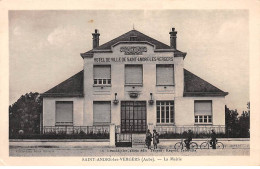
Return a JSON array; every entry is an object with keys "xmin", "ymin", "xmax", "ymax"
[
  {"xmin": 149, "ymin": 93, "xmax": 154, "ymax": 105},
  {"xmin": 113, "ymin": 93, "xmax": 119, "ymax": 104}
]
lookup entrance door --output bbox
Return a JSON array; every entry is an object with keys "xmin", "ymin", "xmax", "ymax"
[{"xmin": 121, "ymin": 101, "xmax": 147, "ymax": 133}]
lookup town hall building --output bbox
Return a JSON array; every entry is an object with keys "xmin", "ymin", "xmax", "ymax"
[{"xmin": 41, "ymin": 28, "xmax": 228, "ymax": 135}]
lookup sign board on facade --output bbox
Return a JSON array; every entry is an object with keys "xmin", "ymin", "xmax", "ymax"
[
  {"xmin": 120, "ymin": 46, "xmax": 147, "ymax": 55},
  {"xmin": 94, "ymin": 56, "xmax": 174, "ymax": 63}
]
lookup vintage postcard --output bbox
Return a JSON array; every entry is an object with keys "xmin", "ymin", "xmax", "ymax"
[{"xmin": 0, "ymin": 0, "xmax": 260, "ymax": 166}]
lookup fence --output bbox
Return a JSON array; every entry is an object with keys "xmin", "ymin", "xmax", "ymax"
[
  {"xmin": 42, "ymin": 125, "xmax": 224, "ymax": 135},
  {"xmin": 43, "ymin": 125, "xmax": 110, "ymax": 134},
  {"xmin": 154, "ymin": 125, "xmax": 225, "ymax": 134},
  {"xmin": 115, "ymin": 133, "xmax": 132, "ymax": 143}
]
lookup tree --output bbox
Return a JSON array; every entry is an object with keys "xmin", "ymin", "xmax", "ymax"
[
  {"xmin": 238, "ymin": 102, "xmax": 250, "ymax": 137},
  {"xmin": 225, "ymin": 105, "xmax": 239, "ymax": 137},
  {"xmin": 225, "ymin": 102, "xmax": 250, "ymax": 138},
  {"xmin": 9, "ymin": 92, "xmax": 42, "ymax": 137}
]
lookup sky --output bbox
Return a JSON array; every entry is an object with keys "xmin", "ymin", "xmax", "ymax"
[{"xmin": 9, "ymin": 10, "xmax": 249, "ymax": 113}]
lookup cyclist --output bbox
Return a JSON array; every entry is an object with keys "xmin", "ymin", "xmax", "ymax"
[
  {"xmin": 184, "ymin": 129, "xmax": 193, "ymax": 149},
  {"xmin": 210, "ymin": 129, "xmax": 217, "ymax": 149}
]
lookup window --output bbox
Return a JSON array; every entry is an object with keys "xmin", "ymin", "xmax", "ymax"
[
  {"xmin": 130, "ymin": 36, "xmax": 138, "ymax": 41},
  {"xmin": 93, "ymin": 101, "xmax": 111, "ymax": 125},
  {"xmin": 125, "ymin": 65, "xmax": 143, "ymax": 85},
  {"xmin": 194, "ymin": 101, "xmax": 212, "ymax": 124},
  {"xmin": 55, "ymin": 101, "xmax": 73, "ymax": 126},
  {"xmin": 156, "ymin": 64, "xmax": 174, "ymax": 86},
  {"xmin": 93, "ymin": 65, "xmax": 111, "ymax": 85},
  {"xmin": 156, "ymin": 101, "xmax": 174, "ymax": 124}
]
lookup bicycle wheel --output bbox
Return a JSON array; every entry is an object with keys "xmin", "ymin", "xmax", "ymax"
[
  {"xmin": 200, "ymin": 142, "xmax": 209, "ymax": 149},
  {"xmin": 216, "ymin": 142, "xmax": 224, "ymax": 149},
  {"xmin": 190, "ymin": 142, "xmax": 198, "ymax": 149},
  {"xmin": 174, "ymin": 142, "xmax": 183, "ymax": 150}
]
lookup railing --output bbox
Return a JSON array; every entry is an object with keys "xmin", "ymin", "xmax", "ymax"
[
  {"xmin": 43, "ymin": 125, "xmax": 110, "ymax": 134},
  {"xmin": 116, "ymin": 125, "xmax": 121, "ymax": 133},
  {"xmin": 154, "ymin": 125, "xmax": 225, "ymax": 134},
  {"xmin": 116, "ymin": 124, "xmax": 147, "ymax": 133},
  {"xmin": 115, "ymin": 125, "xmax": 133, "ymax": 147},
  {"xmin": 116, "ymin": 133, "xmax": 132, "ymax": 143}
]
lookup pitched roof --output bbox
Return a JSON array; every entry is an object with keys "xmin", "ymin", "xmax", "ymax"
[
  {"xmin": 96, "ymin": 29, "xmax": 172, "ymax": 50},
  {"xmin": 80, "ymin": 29, "xmax": 187, "ymax": 58},
  {"xmin": 41, "ymin": 69, "xmax": 228, "ymax": 97},
  {"xmin": 183, "ymin": 69, "xmax": 228, "ymax": 97},
  {"xmin": 41, "ymin": 70, "xmax": 84, "ymax": 97}
]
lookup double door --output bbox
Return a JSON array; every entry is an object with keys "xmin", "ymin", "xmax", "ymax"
[{"xmin": 121, "ymin": 101, "xmax": 147, "ymax": 133}]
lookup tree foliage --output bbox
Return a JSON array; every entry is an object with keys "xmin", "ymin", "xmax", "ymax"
[
  {"xmin": 238, "ymin": 102, "xmax": 250, "ymax": 137},
  {"xmin": 225, "ymin": 102, "xmax": 250, "ymax": 138},
  {"xmin": 9, "ymin": 92, "xmax": 42, "ymax": 137}
]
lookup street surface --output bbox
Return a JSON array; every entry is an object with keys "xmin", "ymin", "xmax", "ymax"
[{"xmin": 9, "ymin": 143, "xmax": 249, "ymax": 156}]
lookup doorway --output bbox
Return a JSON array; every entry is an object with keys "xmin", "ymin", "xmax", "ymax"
[{"xmin": 121, "ymin": 101, "xmax": 147, "ymax": 133}]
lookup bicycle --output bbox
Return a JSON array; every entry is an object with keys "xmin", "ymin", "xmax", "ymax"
[
  {"xmin": 200, "ymin": 139, "xmax": 224, "ymax": 149},
  {"xmin": 174, "ymin": 138, "xmax": 198, "ymax": 150}
]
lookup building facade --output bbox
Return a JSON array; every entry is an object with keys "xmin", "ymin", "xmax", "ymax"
[{"xmin": 41, "ymin": 28, "xmax": 228, "ymax": 134}]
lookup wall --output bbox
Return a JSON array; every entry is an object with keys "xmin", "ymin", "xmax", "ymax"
[
  {"xmin": 43, "ymin": 97, "xmax": 84, "ymax": 126},
  {"xmin": 82, "ymin": 43, "xmax": 225, "ymax": 129},
  {"xmin": 84, "ymin": 43, "xmax": 183, "ymax": 127},
  {"xmin": 175, "ymin": 96, "xmax": 226, "ymax": 126}
]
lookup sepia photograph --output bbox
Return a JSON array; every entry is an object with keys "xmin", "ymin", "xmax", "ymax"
[
  {"xmin": 1, "ymin": 0, "xmax": 260, "ymax": 165},
  {"xmin": 7, "ymin": 10, "xmax": 250, "ymax": 158}
]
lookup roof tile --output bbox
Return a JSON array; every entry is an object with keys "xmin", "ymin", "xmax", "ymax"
[
  {"xmin": 81, "ymin": 29, "xmax": 188, "ymax": 58},
  {"xmin": 41, "ymin": 70, "xmax": 84, "ymax": 97},
  {"xmin": 184, "ymin": 69, "xmax": 228, "ymax": 96}
]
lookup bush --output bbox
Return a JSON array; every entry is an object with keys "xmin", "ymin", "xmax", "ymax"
[
  {"xmin": 9, "ymin": 131, "xmax": 109, "ymax": 139},
  {"xmin": 159, "ymin": 132, "xmax": 227, "ymax": 139}
]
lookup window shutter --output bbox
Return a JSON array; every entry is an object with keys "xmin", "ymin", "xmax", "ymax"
[
  {"xmin": 194, "ymin": 101, "xmax": 212, "ymax": 115},
  {"xmin": 93, "ymin": 102, "xmax": 111, "ymax": 124},
  {"xmin": 94, "ymin": 65, "xmax": 111, "ymax": 79},
  {"xmin": 125, "ymin": 65, "xmax": 143, "ymax": 84},
  {"xmin": 56, "ymin": 101, "xmax": 73, "ymax": 123},
  {"xmin": 156, "ymin": 65, "xmax": 174, "ymax": 85}
]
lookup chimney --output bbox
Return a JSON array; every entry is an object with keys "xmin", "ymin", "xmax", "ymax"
[
  {"xmin": 169, "ymin": 28, "xmax": 177, "ymax": 50},
  {"xmin": 92, "ymin": 29, "xmax": 100, "ymax": 49}
]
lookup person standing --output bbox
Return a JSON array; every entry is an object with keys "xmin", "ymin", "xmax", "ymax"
[
  {"xmin": 153, "ymin": 129, "xmax": 159, "ymax": 149},
  {"xmin": 145, "ymin": 129, "xmax": 152, "ymax": 149},
  {"xmin": 210, "ymin": 129, "xmax": 217, "ymax": 149}
]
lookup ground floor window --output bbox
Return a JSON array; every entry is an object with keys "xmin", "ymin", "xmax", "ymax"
[
  {"xmin": 194, "ymin": 100, "xmax": 212, "ymax": 124},
  {"xmin": 93, "ymin": 101, "xmax": 111, "ymax": 125},
  {"xmin": 156, "ymin": 101, "xmax": 174, "ymax": 124},
  {"xmin": 195, "ymin": 115, "xmax": 212, "ymax": 123},
  {"xmin": 55, "ymin": 101, "xmax": 73, "ymax": 126}
]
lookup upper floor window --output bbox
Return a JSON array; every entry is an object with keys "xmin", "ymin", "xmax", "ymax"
[
  {"xmin": 156, "ymin": 64, "xmax": 174, "ymax": 86},
  {"xmin": 130, "ymin": 36, "xmax": 138, "ymax": 41},
  {"xmin": 194, "ymin": 100, "xmax": 212, "ymax": 124},
  {"xmin": 93, "ymin": 65, "xmax": 111, "ymax": 86},
  {"xmin": 125, "ymin": 64, "xmax": 143, "ymax": 85},
  {"xmin": 156, "ymin": 101, "xmax": 174, "ymax": 124},
  {"xmin": 55, "ymin": 101, "xmax": 73, "ymax": 126}
]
